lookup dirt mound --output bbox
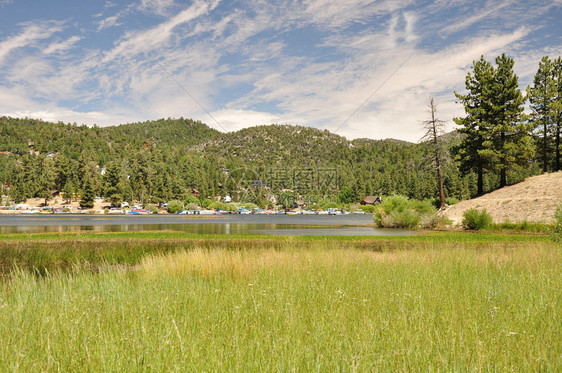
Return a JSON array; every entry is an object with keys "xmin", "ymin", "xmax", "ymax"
[{"xmin": 443, "ymin": 171, "xmax": 562, "ymax": 224}]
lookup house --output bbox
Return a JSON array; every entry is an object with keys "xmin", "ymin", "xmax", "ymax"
[
  {"xmin": 191, "ymin": 188, "xmax": 199, "ymax": 198},
  {"xmin": 361, "ymin": 196, "xmax": 382, "ymax": 205},
  {"xmin": 28, "ymin": 150, "xmax": 40, "ymax": 156},
  {"xmin": 0, "ymin": 151, "xmax": 12, "ymax": 156}
]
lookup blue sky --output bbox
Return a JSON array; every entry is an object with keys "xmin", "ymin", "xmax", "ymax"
[{"xmin": 0, "ymin": 0, "xmax": 560, "ymax": 141}]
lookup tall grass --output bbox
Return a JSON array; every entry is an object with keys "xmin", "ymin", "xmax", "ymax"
[{"xmin": 0, "ymin": 240, "xmax": 560, "ymax": 371}]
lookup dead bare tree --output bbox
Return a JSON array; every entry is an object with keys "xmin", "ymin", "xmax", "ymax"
[{"xmin": 421, "ymin": 97, "xmax": 446, "ymax": 209}]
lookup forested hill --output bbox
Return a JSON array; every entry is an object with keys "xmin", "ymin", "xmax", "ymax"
[
  {"xmin": 195, "ymin": 124, "xmax": 353, "ymax": 167},
  {"xmin": 0, "ymin": 116, "xmax": 538, "ymax": 205},
  {"xmin": 0, "ymin": 116, "xmax": 220, "ymax": 157}
]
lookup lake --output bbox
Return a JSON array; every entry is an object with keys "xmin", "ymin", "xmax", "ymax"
[{"xmin": 0, "ymin": 214, "xmax": 413, "ymax": 236}]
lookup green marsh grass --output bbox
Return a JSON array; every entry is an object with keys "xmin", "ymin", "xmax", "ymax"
[{"xmin": 0, "ymin": 236, "xmax": 560, "ymax": 371}]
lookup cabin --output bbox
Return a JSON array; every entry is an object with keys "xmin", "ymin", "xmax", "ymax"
[
  {"xmin": 361, "ymin": 196, "xmax": 382, "ymax": 205},
  {"xmin": 191, "ymin": 188, "xmax": 199, "ymax": 198}
]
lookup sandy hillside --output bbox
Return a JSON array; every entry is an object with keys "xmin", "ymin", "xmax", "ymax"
[
  {"xmin": 443, "ymin": 171, "xmax": 562, "ymax": 224},
  {"xmin": 0, "ymin": 197, "xmax": 107, "ymax": 214}
]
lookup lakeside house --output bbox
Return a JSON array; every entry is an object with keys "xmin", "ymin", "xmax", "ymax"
[{"xmin": 361, "ymin": 196, "xmax": 382, "ymax": 205}]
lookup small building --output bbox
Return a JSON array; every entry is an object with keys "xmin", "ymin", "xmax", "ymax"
[
  {"xmin": 191, "ymin": 188, "xmax": 199, "ymax": 198},
  {"xmin": 361, "ymin": 196, "xmax": 382, "ymax": 205}
]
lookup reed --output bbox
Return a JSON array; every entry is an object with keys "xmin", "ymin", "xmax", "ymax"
[{"xmin": 0, "ymin": 238, "xmax": 559, "ymax": 371}]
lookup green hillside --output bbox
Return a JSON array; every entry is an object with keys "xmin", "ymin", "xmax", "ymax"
[{"xmin": 0, "ymin": 116, "xmax": 539, "ymax": 206}]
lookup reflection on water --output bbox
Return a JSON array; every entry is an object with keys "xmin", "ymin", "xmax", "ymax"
[{"xmin": 0, "ymin": 223, "xmax": 411, "ymax": 236}]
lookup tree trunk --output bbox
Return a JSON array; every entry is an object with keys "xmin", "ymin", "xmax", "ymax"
[
  {"xmin": 556, "ymin": 120, "xmax": 561, "ymax": 171},
  {"xmin": 477, "ymin": 164, "xmax": 484, "ymax": 195},
  {"xmin": 500, "ymin": 132, "xmax": 506, "ymax": 188},
  {"xmin": 500, "ymin": 168, "xmax": 507, "ymax": 188},
  {"xmin": 542, "ymin": 121, "xmax": 548, "ymax": 172}
]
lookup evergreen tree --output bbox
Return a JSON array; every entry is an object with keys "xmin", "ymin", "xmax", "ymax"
[
  {"xmin": 454, "ymin": 56, "xmax": 494, "ymax": 194},
  {"xmin": 80, "ymin": 177, "xmax": 95, "ymax": 209},
  {"xmin": 528, "ymin": 56, "xmax": 556, "ymax": 172},
  {"xmin": 552, "ymin": 57, "xmax": 562, "ymax": 171},
  {"xmin": 62, "ymin": 180, "xmax": 74, "ymax": 203},
  {"xmin": 37, "ymin": 156, "xmax": 57, "ymax": 206},
  {"xmin": 337, "ymin": 186, "xmax": 353, "ymax": 204},
  {"xmin": 481, "ymin": 54, "xmax": 533, "ymax": 187},
  {"xmin": 102, "ymin": 162, "xmax": 124, "ymax": 204}
]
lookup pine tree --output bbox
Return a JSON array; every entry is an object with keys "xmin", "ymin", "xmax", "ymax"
[
  {"xmin": 102, "ymin": 162, "xmax": 124, "ymax": 205},
  {"xmin": 528, "ymin": 56, "xmax": 556, "ymax": 172},
  {"xmin": 481, "ymin": 54, "xmax": 533, "ymax": 187},
  {"xmin": 454, "ymin": 56, "xmax": 494, "ymax": 195},
  {"xmin": 80, "ymin": 177, "xmax": 95, "ymax": 209},
  {"xmin": 552, "ymin": 57, "xmax": 562, "ymax": 171}
]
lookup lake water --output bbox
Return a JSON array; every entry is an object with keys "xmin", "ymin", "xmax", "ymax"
[{"xmin": 0, "ymin": 214, "xmax": 413, "ymax": 236}]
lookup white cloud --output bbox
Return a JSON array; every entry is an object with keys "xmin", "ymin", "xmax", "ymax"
[
  {"xmin": 43, "ymin": 36, "xmax": 81, "ymax": 54},
  {"xmin": 0, "ymin": 22, "xmax": 63, "ymax": 64},
  {"xmin": 96, "ymin": 13, "xmax": 123, "ymax": 31},
  {"xmin": 209, "ymin": 109, "xmax": 286, "ymax": 132},
  {"xmin": 441, "ymin": 0, "xmax": 515, "ymax": 35},
  {"xmin": 102, "ymin": 0, "xmax": 220, "ymax": 63},
  {"xmin": 139, "ymin": 0, "xmax": 176, "ymax": 16},
  {"xmin": 0, "ymin": 0, "xmax": 559, "ymax": 143}
]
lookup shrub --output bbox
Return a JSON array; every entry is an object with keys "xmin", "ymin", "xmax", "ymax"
[
  {"xmin": 428, "ymin": 197, "xmax": 460, "ymax": 209},
  {"xmin": 208, "ymin": 202, "xmax": 237, "ymax": 211},
  {"xmin": 167, "ymin": 200, "xmax": 184, "ymax": 214},
  {"xmin": 553, "ymin": 204, "xmax": 562, "ymax": 243},
  {"xmin": 145, "ymin": 204, "xmax": 159, "ymax": 214},
  {"xmin": 358, "ymin": 204, "xmax": 375, "ymax": 213},
  {"xmin": 462, "ymin": 208, "xmax": 493, "ymax": 230},
  {"xmin": 373, "ymin": 195, "xmax": 438, "ymax": 229},
  {"xmin": 388, "ymin": 209, "xmax": 420, "ymax": 228},
  {"xmin": 185, "ymin": 195, "xmax": 201, "ymax": 206},
  {"xmin": 202, "ymin": 199, "xmax": 213, "ymax": 208},
  {"xmin": 239, "ymin": 203, "xmax": 258, "ymax": 210},
  {"xmin": 446, "ymin": 197, "xmax": 460, "ymax": 206}
]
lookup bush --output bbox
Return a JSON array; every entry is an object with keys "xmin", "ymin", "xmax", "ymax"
[
  {"xmin": 208, "ymin": 202, "xmax": 237, "ymax": 211},
  {"xmin": 185, "ymin": 195, "xmax": 201, "ymax": 206},
  {"xmin": 446, "ymin": 197, "xmax": 460, "ymax": 206},
  {"xmin": 239, "ymin": 203, "xmax": 258, "ymax": 210},
  {"xmin": 373, "ymin": 195, "xmax": 438, "ymax": 229},
  {"xmin": 358, "ymin": 204, "xmax": 375, "ymax": 213},
  {"xmin": 145, "ymin": 204, "xmax": 159, "ymax": 214},
  {"xmin": 462, "ymin": 208, "xmax": 493, "ymax": 230},
  {"xmin": 167, "ymin": 200, "xmax": 184, "ymax": 214},
  {"xmin": 388, "ymin": 209, "xmax": 420, "ymax": 228},
  {"xmin": 202, "ymin": 199, "xmax": 213, "ymax": 208},
  {"xmin": 553, "ymin": 204, "xmax": 562, "ymax": 242},
  {"xmin": 428, "ymin": 197, "xmax": 460, "ymax": 209}
]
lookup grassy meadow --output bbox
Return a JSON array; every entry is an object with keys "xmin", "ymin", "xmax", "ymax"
[{"xmin": 0, "ymin": 232, "xmax": 560, "ymax": 371}]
